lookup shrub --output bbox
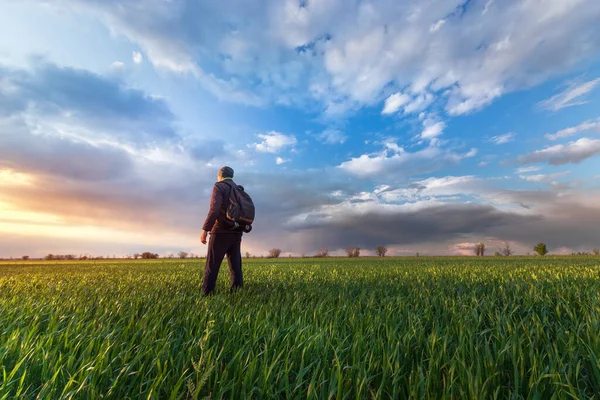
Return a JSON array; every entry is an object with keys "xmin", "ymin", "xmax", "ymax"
[{"xmin": 140, "ymin": 252, "xmax": 159, "ymax": 259}]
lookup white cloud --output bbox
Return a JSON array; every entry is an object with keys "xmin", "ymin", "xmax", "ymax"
[
  {"xmin": 490, "ymin": 132, "xmax": 516, "ymax": 145},
  {"xmin": 275, "ymin": 157, "xmax": 288, "ymax": 165},
  {"xmin": 519, "ymin": 171, "xmax": 571, "ymax": 182},
  {"xmin": 421, "ymin": 119, "xmax": 445, "ymax": 140},
  {"xmin": 110, "ymin": 61, "xmax": 125, "ymax": 69},
  {"xmin": 539, "ymin": 77, "xmax": 600, "ymax": 111},
  {"xmin": 381, "ymin": 93, "xmax": 410, "ymax": 115},
  {"xmin": 132, "ymin": 51, "xmax": 144, "ymax": 65},
  {"xmin": 404, "ymin": 93, "xmax": 434, "ymax": 114},
  {"xmin": 545, "ymin": 119, "xmax": 600, "ymax": 140},
  {"xmin": 51, "ymin": 0, "xmax": 600, "ymax": 115},
  {"xmin": 318, "ymin": 129, "xmax": 347, "ymax": 144},
  {"xmin": 429, "ymin": 19, "xmax": 445, "ymax": 33},
  {"xmin": 252, "ymin": 131, "xmax": 297, "ymax": 153},
  {"xmin": 517, "ymin": 138, "xmax": 600, "ymax": 165},
  {"xmin": 338, "ymin": 145, "xmax": 477, "ymax": 179},
  {"xmin": 516, "ymin": 166, "xmax": 541, "ymax": 174}
]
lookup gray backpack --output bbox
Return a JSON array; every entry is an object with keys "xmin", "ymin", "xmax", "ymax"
[{"xmin": 223, "ymin": 180, "xmax": 255, "ymax": 232}]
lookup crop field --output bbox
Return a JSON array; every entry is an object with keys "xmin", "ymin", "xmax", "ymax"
[{"xmin": 1, "ymin": 257, "xmax": 600, "ymax": 399}]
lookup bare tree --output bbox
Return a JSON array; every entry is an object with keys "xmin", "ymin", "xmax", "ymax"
[
  {"xmin": 346, "ymin": 247, "xmax": 360, "ymax": 257},
  {"xmin": 268, "ymin": 248, "xmax": 282, "ymax": 258},
  {"xmin": 376, "ymin": 246, "xmax": 388, "ymax": 257},
  {"xmin": 22, "ymin": 255, "xmax": 29, "ymax": 260},
  {"xmin": 178, "ymin": 251, "xmax": 188, "ymax": 259},
  {"xmin": 133, "ymin": 253, "xmax": 140, "ymax": 260},
  {"xmin": 501, "ymin": 242, "xmax": 514, "ymax": 257},
  {"xmin": 593, "ymin": 248, "xmax": 599, "ymax": 256},
  {"xmin": 245, "ymin": 251, "xmax": 251, "ymax": 259},
  {"xmin": 315, "ymin": 249, "xmax": 329, "ymax": 258},
  {"xmin": 474, "ymin": 243, "xmax": 486, "ymax": 256}
]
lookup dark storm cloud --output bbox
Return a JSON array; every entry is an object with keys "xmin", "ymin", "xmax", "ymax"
[{"xmin": 285, "ymin": 203, "xmax": 537, "ymax": 249}]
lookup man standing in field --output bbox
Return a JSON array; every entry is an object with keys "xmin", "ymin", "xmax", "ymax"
[{"xmin": 200, "ymin": 166, "xmax": 245, "ymax": 295}]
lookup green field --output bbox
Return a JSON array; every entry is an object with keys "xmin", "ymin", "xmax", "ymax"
[{"xmin": 1, "ymin": 257, "xmax": 600, "ymax": 399}]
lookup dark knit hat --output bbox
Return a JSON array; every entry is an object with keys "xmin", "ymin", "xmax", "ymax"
[{"xmin": 218, "ymin": 166, "xmax": 234, "ymax": 180}]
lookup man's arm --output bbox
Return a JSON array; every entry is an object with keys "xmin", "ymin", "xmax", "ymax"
[{"xmin": 202, "ymin": 183, "xmax": 224, "ymax": 232}]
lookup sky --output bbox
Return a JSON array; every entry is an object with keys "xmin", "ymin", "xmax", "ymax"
[{"xmin": 1, "ymin": 0, "xmax": 600, "ymax": 258}]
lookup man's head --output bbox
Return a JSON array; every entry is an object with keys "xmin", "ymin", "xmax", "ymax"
[{"xmin": 217, "ymin": 166, "xmax": 234, "ymax": 182}]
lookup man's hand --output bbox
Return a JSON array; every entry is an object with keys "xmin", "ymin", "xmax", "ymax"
[{"xmin": 200, "ymin": 230, "xmax": 208, "ymax": 245}]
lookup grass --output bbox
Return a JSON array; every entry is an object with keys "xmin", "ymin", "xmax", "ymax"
[{"xmin": 1, "ymin": 256, "xmax": 600, "ymax": 399}]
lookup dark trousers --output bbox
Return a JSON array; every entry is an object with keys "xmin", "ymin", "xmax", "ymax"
[{"xmin": 202, "ymin": 233, "xmax": 243, "ymax": 295}]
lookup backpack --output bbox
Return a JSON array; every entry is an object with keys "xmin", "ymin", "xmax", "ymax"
[{"xmin": 223, "ymin": 180, "xmax": 255, "ymax": 232}]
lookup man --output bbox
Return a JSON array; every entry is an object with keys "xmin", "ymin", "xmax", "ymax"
[{"xmin": 200, "ymin": 166, "xmax": 244, "ymax": 295}]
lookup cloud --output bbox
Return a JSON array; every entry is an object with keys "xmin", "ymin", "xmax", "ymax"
[
  {"xmin": 516, "ymin": 166, "xmax": 541, "ymax": 174},
  {"xmin": 189, "ymin": 139, "xmax": 226, "ymax": 162},
  {"xmin": 420, "ymin": 119, "xmax": 445, "ymax": 140},
  {"xmin": 275, "ymin": 157, "xmax": 288, "ymax": 165},
  {"xmin": 519, "ymin": 171, "xmax": 571, "ymax": 182},
  {"xmin": 539, "ymin": 77, "xmax": 600, "ymax": 111},
  {"xmin": 39, "ymin": 0, "xmax": 600, "ymax": 115},
  {"xmin": 132, "ymin": 51, "xmax": 143, "ymax": 64},
  {"xmin": 545, "ymin": 119, "xmax": 600, "ymax": 140},
  {"xmin": 490, "ymin": 132, "xmax": 516, "ymax": 145},
  {"xmin": 381, "ymin": 93, "xmax": 410, "ymax": 115},
  {"xmin": 318, "ymin": 129, "xmax": 347, "ymax": 144},
  {"xmin": 517, "ymin": 138, "xmax": 600, "ymax": 165},
  {"xmin": 0, "ymin": 61, "xmax": 178, "ymax": 144},
  {"xmin": 338, "ymin": 144, "xmax": 477, "ymax": 180},
  {"xmin": 111, "ymin": 61, "xmax": 125, "ymax": 69},
  {"xmin": 252, "ymin": 131, "xmax": 297, "ymax": 153}
]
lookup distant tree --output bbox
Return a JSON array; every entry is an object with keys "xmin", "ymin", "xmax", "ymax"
[
  {"xmin": 268, "ymin": 248, "xmax": 282, "ymax": 258},
  {"xmin": 501, "ymin": 242, "xmax": 514, "ymax": 257},
  {"xmin": 288, "ymin": 253, "xmax": 292, "ymax": 258},
  {"xmin": 301, "ymin": 253, "xmax": 307, "ymax": 258},
  {"xmin": 494, "ymin": 251, "xmax": 502, "ymax": 257},
  {"xmin": 346, "ymin": 247, "xmax": 360, "ymax": 257},
  {"xmin": 79, "ymin": 255, "xmax": 88, "ymax": 260},
  {"xmin": 178, "ymin": 251, "xmax": 188, "ymax": 259},
  {"xmin": 140, "ymin": 252, "xmax": 159, "ymax": 259},
  {"xmin": 45, "ymin": 254, "xmax": 54, "ymax": 261},
  {"xmin": 133, "ymin": 253, "xmax": 140, "ymax": 260},
  {"xmin": 416, "ymin": 252, "xmax": 420, "ymax": 257},
  {"xmin": 474, "ymin": 243, "xmax": 486, "ymax": 257},
  {"xmin": 593, "ymin": 248, "xmax": 599, "ymax": 256},
  {"xmin": 167, "ymin": 253, "xmax": 175, "ymax": 259},
  {"xmin": 22, "ymin": 255, "xmax": 29, "ymax": 261},
  {"xmin": 245, "ymin": 251, "xmax": 251, "ymax": 259},
  {"xmin": 315, "ymin": 249, "xmax": 329, "ymax": 258},
  {"xmin": 376, "ymin": 246, "xmax": 388, "ymax": 257},
  {"xmin": 534, "ymin": 243, "xmax": 548, "ymax": 256}
]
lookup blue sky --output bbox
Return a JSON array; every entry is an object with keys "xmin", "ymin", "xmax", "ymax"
[{"xmin": 1, "ymin": 0, "xmax": 600, "ymax": 257}]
